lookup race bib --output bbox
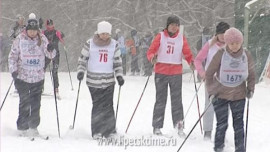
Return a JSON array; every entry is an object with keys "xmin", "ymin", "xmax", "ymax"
[
  {"xmin": 219, "ymin": 50, "xmax": 248, "ymax": 87},
  {"xmin": 20, "ymin": 40, "xmax": 45, "ymax": 71}
]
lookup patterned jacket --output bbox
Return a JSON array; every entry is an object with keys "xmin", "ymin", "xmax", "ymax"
[{"xmin": 8, "ymin": 30, "xmax": 56, "ymax": 83}]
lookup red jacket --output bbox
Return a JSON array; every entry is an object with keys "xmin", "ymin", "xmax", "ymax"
[{"xmin": 147, "ymin": 29, "xmax": 193, "ymax": 75}]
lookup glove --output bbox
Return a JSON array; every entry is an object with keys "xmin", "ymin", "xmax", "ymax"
[
  {"xmin": 246, "ymin": 90, "xmax": 253, "ymax": 99},
  {"xmin": 209, "ymin": 95, "xmax": 216, "ymax": 103},
  {"xmin": 151, "ymin": 55, "xmax": 157, "ymax": 65},
  {"xmin": 12, "ymin": 71, "xmax": 18, "ymax": 80},
  {"xmin": 77, "ymin": 72, "xmax": 84, "ymax": 81},
  {"xmin": 190, "ymin": 61, "xmax": 195, "ymax": 71},
  {"xmin": 47, "ymin": 43, "xmax": 54, "ymax": 52},
  {"xmin": 116, "ymin": 76, "xmax": 125, "ymax": 86},
  {"xmin": 61, "ymin": 32, "xmax": 65, "ymax": 39}
]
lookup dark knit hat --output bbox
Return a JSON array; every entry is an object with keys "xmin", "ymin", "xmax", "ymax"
[
  {"xmin": 166, "ymin": 15, "xmax": 180, "ymax": 28},
  {"xmin": 131, "ymin": 29, "xmax": 137, "ymax": 36},
  {"xmin": 215, "ymin": 22, "xmax": 230, "ymax": 35},
  {"xmin": 26, "ymin": 19, "xmax": 39, "ymax": 31}
]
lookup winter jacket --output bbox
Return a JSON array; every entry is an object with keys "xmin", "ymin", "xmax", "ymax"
[
  {"xmin": 125, "ymin": 39, "xmax": 136, "ymax": 55},
  {"xmin": 77, "ymin": 34, "xmax": 123, "ymax": 88},
  {"xmin": 43, "ymin": 29, "xmax": 64, "ymax": 52},
  {"xmin": 147, "ymin": 29, "xmax": 193, "ymax": 75},
  {"xmin": 205, "ymin": 47, "xmax": 256, "ymax": 101},
  {"xmin": 194, "ymin": 38, "xmax": 225, "ymax": 78},
  {"xmin": 8, "ymin": 30, "xmax": 55, "ymax": 83}
]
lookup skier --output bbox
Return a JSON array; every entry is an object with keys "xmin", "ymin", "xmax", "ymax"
[
  {"xmin": 115, "ymin": 29, "xmax": 127, "ymax": 75},
  {"xmin": 10, "ymin": 14, "xmax": 26, "ymax": 40},
  {"xmin": 77, "ymin": 21, "xmax": 124, "ymax": 140},
  {"xmin": 8, "ymin": 14, "xmax": 56, "ymax": 137},
  {"xmin": 205, "ymin": 27, "xmax": 255, "ymax": 152},
  {"xmin": 147, "ymin": 15, "xmax": 194, "ymax": 137},
  {"xmin": 43, "ymin": 19, "xmax": 65, "ymax": 99},
  {"xmin": 130, "ymin": 29, "xmax": 140, "ymax": 76},
  {"xmin": 194, "ymin": 22, "xmax": 230, "ymax": 140},
  {"xmin": 195, "ymin": 26, "xmax": 212, "ymax": 82},
  {"xmin": 141, "ymin": 31, "xmax": 153, "ymax": 76}
]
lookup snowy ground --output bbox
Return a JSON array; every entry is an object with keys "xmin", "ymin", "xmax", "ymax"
[{"xmin": 1, "ymin": 72, "xmax": 270, "ymax": 152}]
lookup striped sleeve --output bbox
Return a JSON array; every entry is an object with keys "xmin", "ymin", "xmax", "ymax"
[
  {"xmin": 77, "ymin": 39, "xmax": 90, "ymax": 73},
  {"xmin": 113, "ymin": 43, "xmax": 123, "ymax": 77}
]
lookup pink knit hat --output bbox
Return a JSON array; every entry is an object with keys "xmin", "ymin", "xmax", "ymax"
[{"xmin": 224, "ymin": 27, "xmax": 243, "ymax": 44}]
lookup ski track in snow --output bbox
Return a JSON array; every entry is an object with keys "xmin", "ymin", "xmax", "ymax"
[{"xmin": 1, "ymin": 72, "xmax": 270, "ymax": 152}]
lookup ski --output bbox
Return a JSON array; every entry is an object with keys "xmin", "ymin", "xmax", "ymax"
[
  {"xmin": 10, "ymin": 92, "xmax": 54, "ymax": 97},
  {"xmin": 30, "ymin": 135, "xmax": 49, "ymax": 141},
  {"xmin": 152, "ymin": 133, "xmax": 173, "ymax": 139}
]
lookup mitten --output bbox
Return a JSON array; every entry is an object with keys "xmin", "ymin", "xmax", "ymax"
[
  {"xmin": 151, "ymin": 55, "xmax": 157, "ymax": 65},
  {"xmin": 246, "ymin": 90, "xmax": 253, "ymax": 99},
  {"xmin": 209, "ymin": 95, "xmax": 216, "ymax": 103},
  {"xmin": 190, "ymin": 61, "xmax": 195, "ymax": 71},
  {"xmin": 116, "ymin": 76, "xmax": 125, "ymax": 86},
  {"xmin": 12, "ymin": 71, "xmax": 18, "ymax": 80},
  {"xmin": 77, "ymin": 72, "xmax": 84, "ymax": 81}
]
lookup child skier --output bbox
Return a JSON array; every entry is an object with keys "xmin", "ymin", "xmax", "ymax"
[
  {"xmin": 8, "ymin": 14, "xmax": 55, "ymax": 137},
  {"xmin": 43, "ymin": 19, "xmax": 65, "ymax": 99},
  {"xmin": 77, "ymin": 21, "xmax": 124, "ymax": 140},
  {"xmin": 10, "ymin": 14, "xmax": 25, "ymax": 39},
  {"xmin": 205, "ymin": 27, "xmax": 255, "ymax": 152}
]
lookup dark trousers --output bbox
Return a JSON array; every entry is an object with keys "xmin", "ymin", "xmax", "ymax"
[
  {"xmin": 213, "ymin": 98, "xmax": 246, "ymax": 152},
  {"xmin": 152, "ymin": 74, "xmax": 183, "ymax": 128},
  {"xmin": 89, "ymin": 85, "xmax": 116, "ymax": 137},
  {"xmin": 15, "ymin": 79, "xmax": 44, "ymax": 130},
  {"xmin": 142, "ymin": 48, "xmax": 152, "ymax": 76},
  {"xmin": 121, "ymin": 54, "xmax": 127, "ymax": 75},
  {"xmin": 45, "ymin": 52, "xmax": 60, "ymax": 88},
  {"xmin": 131, "ymin": 47, "xmax": 140, "ymax": 73}
]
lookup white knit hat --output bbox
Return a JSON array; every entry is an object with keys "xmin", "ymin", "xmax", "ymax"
[
  {"xmin": 115, "ymin": 29, "xmax": 121, "ymax": 34},
  {"xmin": 97, "ymin": 21, "xmax": 112, "ymax": 35},
  {"xmin": 29, "ymin": 13, "xmax": 36, "ymax": 20}
]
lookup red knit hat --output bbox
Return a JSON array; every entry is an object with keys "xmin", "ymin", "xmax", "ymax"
[{"xmin": 224, "ymin": 27, "xmax": 243, "ymax": 44}]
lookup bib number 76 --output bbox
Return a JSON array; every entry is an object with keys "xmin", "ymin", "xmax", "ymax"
[{"xmin": 99, "ymin": 53, "xmax": 108, "ymax": 62}]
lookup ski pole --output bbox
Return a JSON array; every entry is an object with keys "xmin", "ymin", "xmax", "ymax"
[
  {"xmin": 115, "ymin": 86, "xmax": 122, "ymax": 123},
  {"xmin": 52, "ymin": 72, "xmax": 61, "ymax": 138},
  {"xmin": 192, "ymin": 70, "xmax": 203, "ymax": 134},
  {"xmin": 244, "ymin": 98, "xmax": 250, "ymax": 152},
  {"xmin": 70, "ymin": 80, "xmax": 82, "ymax": 130},
  {"xmin": 63, "ymin": 46, "xmax": 74, "ymax": 90},
  {"xmin": 0, "ymin": 80, "xmax": 14, "ymax": 111},
  {"xmin": 125, "ymin": 75, "xmax": 151, "ymax": 133},
  {"xmin": 49, "ymin": 53, "xmax": 61, "ymax": 138},
  {"xmin": 183, "ymin": 81, "xmax": 203, "ymax": 120},
  {"xmin": 177, "ymin": 96, "xmax": 216, "ymax": 151},
  {"xmin": 48, "ymin": 63, "xmax": 54, "ymax": 88}
]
